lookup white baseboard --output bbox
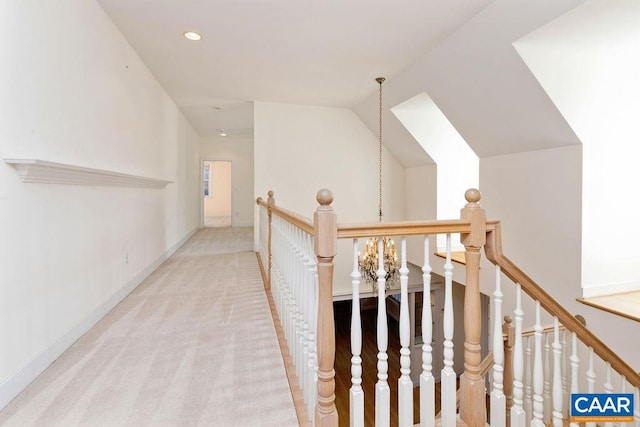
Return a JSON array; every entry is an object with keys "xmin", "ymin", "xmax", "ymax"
[
  {"xmin": 582, "ymin": 280, "xmax": 640, "ymax": 298},
  {"xmin": 0, "ymin": 226, "xmax": 199, "ymax": 411}
]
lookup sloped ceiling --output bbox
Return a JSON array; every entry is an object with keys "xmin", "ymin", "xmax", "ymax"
[
  {"xmin": 354, "ymin": 0, "xmax": 586, "ymax": 166},
  {"xmin": 97, "ymin": 0, "xmax": 586, "ymax": 166},
  {"xmin": 96, "ymin": 0, "xmax": 494, "ymax": 139}
]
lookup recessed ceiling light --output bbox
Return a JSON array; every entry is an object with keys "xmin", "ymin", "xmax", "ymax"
[{"xmin": 183, "ymin": 31, "xmax": 202, "ymax": 41}]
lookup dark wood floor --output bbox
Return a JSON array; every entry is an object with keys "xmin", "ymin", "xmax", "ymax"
[{"xmin": 333, "ymin": 300, "xmax": 442, "ymax": 427}]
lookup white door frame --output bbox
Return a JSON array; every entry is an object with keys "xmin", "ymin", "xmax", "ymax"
[{"xmin": 200, "ymin": 158, "xmax": 233, "ymax": 228}]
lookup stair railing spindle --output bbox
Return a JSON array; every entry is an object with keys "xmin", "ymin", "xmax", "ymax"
[
  {"xmin": 491, "ymin": 265, "xmax": 506, "ymax": 427},
  {"xmin": 441, "ymin": 234, "xmax": 456, "ymax": 427},
  {"xmin": 543, "ymin": 333, "xmax": 551, "ymax": 425},
  {"xmin": 552, "ymin": 317, "xmax": 563, "ymax": 427},
  {"xmin": 524, "ymin": 335, "xmax": 532, "ymax": 420},
  {"xmin": 398, "ymin": 237, "xmax": 412, "ymax": 427},
  {"xmin": 375, "ymin": 238, "xmax": 390, "ymax": 427},
  {"xmin": 603, "ymin": 362, "xmax": 614, "ymax": 427},
  {"xmin": 586, "ymin": 347, "xmax": 596, "ymax": 427},
  {"xmin": 420, "ymin": 235, "xmax": 435, "ymax": 427},
  {"xmin": 350, "ymin": 239, "xmax": 364, "ymax": 427},
  {"xmin": 569, "ymin": 331, "xmax": 579, "ymax": 427},
  {"xmin": 531, "ymin": 301, "xmax": 544, "ymax": 427},
  {"xmin": 511, "ymin": 283, "xmax": 526, "ymax": 427}
]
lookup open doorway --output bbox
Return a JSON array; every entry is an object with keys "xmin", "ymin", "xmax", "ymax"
[{"xmin": 202, "ymin": 160, "xmax": 232, "ymax": 228}]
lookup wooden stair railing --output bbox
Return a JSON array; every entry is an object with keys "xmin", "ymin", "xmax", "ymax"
[
  {"xmin": 257, "ymin": 188, "xmax": 640, "ymax": 427},
  {"xmin": 485, "ymin": 223, "xmax": 640, "ymax": 390}
]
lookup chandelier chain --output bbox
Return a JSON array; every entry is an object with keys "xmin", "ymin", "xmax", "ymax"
[{"xmin": 378, "ymin": 77, "xmax": 383, "ymax": 222}]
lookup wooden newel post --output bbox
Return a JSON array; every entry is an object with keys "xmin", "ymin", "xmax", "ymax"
[
  {"xmin": 313, "ymin": 189, "xmax": 339, "ymax": 427},
  {"xmin": 459, "ymin": 188, "xmax": 487, "ymax": 427},
  {"xmin": 267, "ymin": 190, "xmax": 275, "ymax": 292}
]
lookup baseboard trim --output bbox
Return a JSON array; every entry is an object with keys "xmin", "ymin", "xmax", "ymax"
[
  {"xmin": 581, "ymin": 281, "xmax": 640, "ymax": 298},
  {"xmin": 0, "ymin": 226, "xmax": 199, "ymax": 411}
]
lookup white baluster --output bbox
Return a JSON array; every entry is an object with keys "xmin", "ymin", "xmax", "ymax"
[
  {"xmin": 511, "ymin": 283, "xmax": 526, "ymax": 427},
  {"xmin": 375, "ymin": 238, "xmax": 390, "ymax": 427},
  {"xmin": 532, "ymin": 301, "xmax": 544, "ymax": 427},
  {"xmin": 420, "ymin": 236, "xmax": 435, "ymax": 427},
  {"xmin": 524, "ymin": 336, "xmax": 532, "ymax": 420},
  {"xmin": 569, "ymin": 331, "xmax": 579, "ymax": 427},
  {"xmin": 552, "ymin": 317, "xmax": 563, "ymax": 427},
  {"xmin": 294, "ymin": 228, "xmax": 304, "ymax": 385},
  {"xmin": 491, "ymin": 265, "xmax": 506, "ymax": 427},
  {"xmin": 586, "ymin": 347, "xmax": 595, "ymax": 427},
  {"xmin": 441, "ymin": 234, "xmax": 456, "ymax": 427},
  {"xmin": 398, "ymin": 237, "xmax": 412, "ymax": 427},
  {"xmin": 350, "ymin": 239, "xmax": 364, "ymax": 427},
  {"xmin": 561, "ymin": 329, "xmax": 569, "ymax": 419},
  {"xmin": 603, "ymin": 362, "xmax": 613, "ymax": 427},
  {"xmin": 288, "ymin": 224, "xmax": 297, "ymax": 353},
  {"xmin": 543, "ymin": 333, "xmax": 551, "ymax": 425}
]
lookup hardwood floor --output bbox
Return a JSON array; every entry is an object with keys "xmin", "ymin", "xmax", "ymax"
[{"xmin": 333, "ymin": 300, "xmax": 442, "ymax": 426}]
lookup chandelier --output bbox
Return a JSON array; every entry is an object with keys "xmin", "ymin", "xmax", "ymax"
[{"xmin": 358, "ymin": 77, "xmax": 400, "ymax": 285}]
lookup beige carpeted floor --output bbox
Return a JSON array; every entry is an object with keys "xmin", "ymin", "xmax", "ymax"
[{"xmin": 0, "ymin": 227, "xmax": 298, "ymax": 427}]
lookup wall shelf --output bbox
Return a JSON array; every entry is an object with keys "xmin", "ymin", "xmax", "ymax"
[{"xmin": 4, "ymin": 159, "xmax": 172, "ymax": 189}]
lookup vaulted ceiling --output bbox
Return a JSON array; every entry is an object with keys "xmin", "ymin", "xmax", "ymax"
[{"xmin": 97, "ymin": 0, "xmax": 586, "ymax": 166}]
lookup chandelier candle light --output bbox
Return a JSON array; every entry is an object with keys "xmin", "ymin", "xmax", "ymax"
[{"xmin": 358, "ymin": 77, "xmax": 400, "ymax": 286}]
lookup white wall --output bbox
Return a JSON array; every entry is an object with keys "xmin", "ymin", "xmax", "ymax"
[
  {"xmin": 254, "ymin": 101, "xmax": 405, "ymax": 294},
  {"xmin": 480, "ymin": 145, "xmax": 640, "ymax": 369},
  {"xmin": 254, "ymin": 102, "xmax": 405, "ymax": 223},
  {"xmin": 200, "ymin": 136, "xmax": 254, "ymax": 227},
  {"xmin": 514, "ymin": 0, "xmax": 640, "ymax": 296},
  {"xmin": 0, "ymin": 0, "xmax": 200, "ymax": 408}
]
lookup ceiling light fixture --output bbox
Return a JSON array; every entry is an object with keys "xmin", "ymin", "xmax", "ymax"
[
  {"xmin": 358, "ymin": 77, "xmax": 399, "ymax": 286},
  {"xmin": 218, "ymin": 129, "xmax": 227, "ymax": 137},
  {"xmin": 183, "ymin": 31, "xmax": 202, "ymax": 41}
]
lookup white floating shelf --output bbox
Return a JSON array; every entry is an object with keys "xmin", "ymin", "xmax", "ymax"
[{"xmin": 4, "ymin": 159, "xmax": 172, "ymax": 189}]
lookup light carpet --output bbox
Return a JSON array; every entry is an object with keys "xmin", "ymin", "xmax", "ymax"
[{"xmin": 0, "ymin": 227, "xmax": 298, "ymax": 427}]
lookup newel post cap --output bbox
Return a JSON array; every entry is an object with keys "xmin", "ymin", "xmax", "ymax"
[
  {"xmin": 267, "ymin": 190, "xmax": 275, "ymax": 207},
  {"xmin": 465, "ymin": 188, "xmax": 482, "ymax": 206},
  {"xmin": 314, "ymin": 189, "xmax": 337, "ymax": 257},
  {"xmin": 316, "ymin": 188, "xmax": 334, "ymax": 208}
]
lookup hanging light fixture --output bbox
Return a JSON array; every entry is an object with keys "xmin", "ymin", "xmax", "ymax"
[{"xmin": 358, "ymin": 77, "xmax": 399, "ymax": 285}]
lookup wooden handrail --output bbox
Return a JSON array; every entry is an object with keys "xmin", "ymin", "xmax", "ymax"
[
  {"xmin": 256, "ymin": 196, "xmax": 314, "ymax": 234},
  {"xmin": 337, "ymin": 219, "xmax": 471, "ymax": 238},
  {"xmin": 336, "ymin": 218, "xmax": 500, "ymax": 239},
  {"xmin": 485, "ymin": 222, "xmax": 640, "ymax": 389},
  {"xmin": 256, "ymin": 196, "xmax": 268, "ymax": 208}
]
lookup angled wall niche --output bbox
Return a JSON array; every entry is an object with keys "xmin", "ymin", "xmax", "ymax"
[
  {"xmin": 4, "ymin": 159, "xmax": 172, "ymax": 189},
  {"xmin": 392, "ymin": 92, "xmax": 479, "ymax": 251},
  {"xmin": 514, "ymin": 0, "xmax": 640, "ymax": 297}
]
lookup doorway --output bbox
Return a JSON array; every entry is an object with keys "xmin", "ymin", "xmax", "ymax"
[{"xmin": 202, "ymin": 160, "xmax": 232, "ymax": 227}]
